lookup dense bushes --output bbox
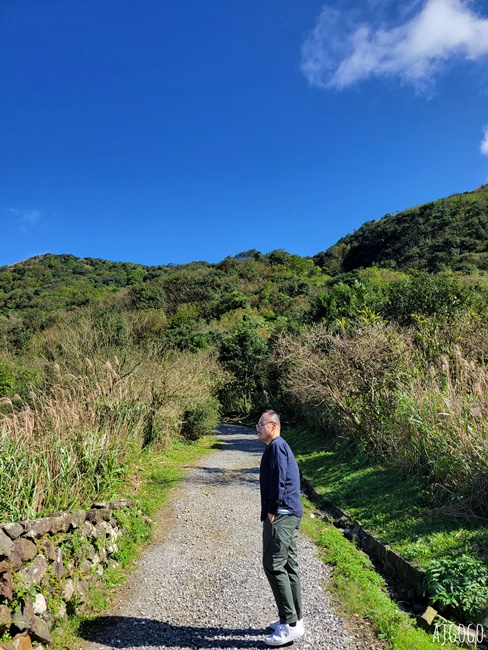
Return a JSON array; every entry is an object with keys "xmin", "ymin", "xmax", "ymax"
[
  {"xmin": 314, "ymin": 185, "xmax": 488, "ymax": 274},
  {"xmin": 0, "ymin": 307, "xmax": 226, "ymax": 520},
  {"xmin": 2, "ymin": 208, "xmax": 488, "ymax": 520},
  {"xmin": 274, "ymin": 312, "xmax": 488, "ymax": 515},
  {"xmin": 181, "ymin": 397, "xmax": 221, "ymax": 441}
]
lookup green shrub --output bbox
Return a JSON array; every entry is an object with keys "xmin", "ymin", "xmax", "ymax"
[
  {"xmin": 425, "ymin": 554, "xmax": 488, "ymax": 622},
  {"xmin": 0, "ymin": 361, "xmax": 42, "ymax": 399},
  {"xmin": 181, "ymin": 397, "xmax": 220, "ymax": 441}
]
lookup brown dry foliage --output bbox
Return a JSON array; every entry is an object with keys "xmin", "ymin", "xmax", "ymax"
[{"xmin": 275, "ymin": 321, "xmax": 488, "ymax": 513}]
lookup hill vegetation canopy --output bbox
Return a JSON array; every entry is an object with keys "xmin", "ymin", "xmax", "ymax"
[{"xmin": 0, "ymin": 187, "xmax": 488, "ymax": 615}]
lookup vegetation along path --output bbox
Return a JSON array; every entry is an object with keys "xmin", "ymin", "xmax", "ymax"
[{"xmin": 79, "ymin": 424, "xmax": 367, "ymax": 650}]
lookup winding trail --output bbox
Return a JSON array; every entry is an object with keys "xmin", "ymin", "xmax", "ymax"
[{"xmin": 79, "ymin": 424, "xmax": 366, "ymax": 649}]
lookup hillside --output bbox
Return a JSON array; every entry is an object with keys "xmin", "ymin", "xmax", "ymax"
[
  {"xmin": 2, "ymin": 185, "xmax": 488, "ymax": 321},
  {"xmin": 0, "ymin": 250, "xmax": 328, "ymax": 354},
  {"xmin": 1, "ymin": 188, "xmax": 488, "ymax": 639},
  {"xmin": 1, "ymin": 187, "xmax": 488, "ymax": 529},
  {"xmin": 314, "ymin": 185, "xmax": 488, "ymax": 275}
]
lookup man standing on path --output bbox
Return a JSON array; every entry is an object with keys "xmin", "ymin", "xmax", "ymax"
[{"xmin": 257, "ymin": 409, "xmax": 305, "ymax": 647}]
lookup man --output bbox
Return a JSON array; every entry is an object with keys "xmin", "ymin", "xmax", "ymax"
[{"xmin": 257, "ymin": 409, "xmax": 304, "ymax": 647}]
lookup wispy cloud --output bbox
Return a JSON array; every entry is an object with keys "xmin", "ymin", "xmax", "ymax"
[
  {"xmin": 5, "ymin": 208, "xmax": 43, "ymax": 234},
  {"xmin": 481, "ymin": 127, "xmax": 488, "ymax": 155},
  {"xmin": 7, "ymin": 208, "xmax": 43, "ymax": 226},
  {"xmin": 301, "ymin": 0, "xmax": 488, "ymax": 90}
]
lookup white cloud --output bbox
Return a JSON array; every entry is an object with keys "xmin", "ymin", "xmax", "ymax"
[
  {"xmin": 301, "ymin": 0, "xmax": 488, "ymax": 89},
  {"xmin": 481, "ymin": 127, "xmax": 488, "ymax": 155},
  {"xmin": 5, "ymin": 208, "xmax": 43, "ymax": 234},
  {"xmin": 8, "ymin": 208, "xmax": 42, "ymax": 225}
]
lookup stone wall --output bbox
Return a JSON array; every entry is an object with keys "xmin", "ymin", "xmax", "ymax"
[{"xmin": 0, "ymin": 500, "xmax": 136, "ymax": 649}]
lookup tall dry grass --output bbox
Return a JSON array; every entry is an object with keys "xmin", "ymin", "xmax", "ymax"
[
  {"xmin": 129, "ymin": 348, "xmax": 226, "ymax": 447},
  {"xmin": 0, "ymin": 360, "xmax": 147, "ymax": 520},
  {"xmin": 275, "ymin": 320, "xmax": 488, "ymax": 515},
  {"xmin": 0, "ymin": 312, "xmax": 226, "ymax": 521},
  {"xmin": 276, "ymin": 322, "xmax": 411, "ymax": 448},
  {"xmin": 394, "ymin": 348, "xmax": 488, "ymax": 511}
]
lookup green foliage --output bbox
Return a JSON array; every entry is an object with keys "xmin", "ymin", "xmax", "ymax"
[
  {"xmin": 381, "ymin": 271, "xmax": 470, "ymax": 325},
  {"xmin": 315, "ymin": 185, "xmax": 488, "ymax": 275},
  {"xmin": 302, "ymin": 504, "xmax": 457, "ymax": 650},
  {"xmin": 425, "ymin": 555, "xmax": 488, "ymax": 622},
  {"xmin": 0, "ymin": 361, "xmax": 42, "ymax": 399},
  {"xmin": 161, "ymin": 323, "xmax": 211, "ymax": 352},
  {"xmin": 284, "ymin": 426, "xmax": 488, "ymax": 572},
  {"xmin": 181, "ymin": 397, "xmax": 221, "ymax": 441},
  {"xmin": 311, "ymin": 280, "xmax": 368, "ymax": 325},
  {"xmin": 218, "ymin": 323, "xmax": 269, "ymax": 414}
]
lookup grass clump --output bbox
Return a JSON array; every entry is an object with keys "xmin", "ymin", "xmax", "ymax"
[{"xmin": 301, "ymin": 501, "xmax": 459, "ymax": 650}]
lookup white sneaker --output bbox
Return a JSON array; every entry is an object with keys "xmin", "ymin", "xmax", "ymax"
[
  {"xmin": 265, "ymin": 622, "xmax": 304, "ymax": 646},
  {"xmin": 269, "ymin": 619, "xmax": 304, "ymax": 632}
]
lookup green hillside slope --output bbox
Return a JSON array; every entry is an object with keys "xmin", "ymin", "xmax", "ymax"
[{"xmin": 314, "ymin": 185, "xmax": 488, "ymax": 275}]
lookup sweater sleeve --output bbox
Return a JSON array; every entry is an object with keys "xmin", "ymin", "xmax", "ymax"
[{"xmin": 267, "ymin": 441, "xmax": 288, "ymax": 515}]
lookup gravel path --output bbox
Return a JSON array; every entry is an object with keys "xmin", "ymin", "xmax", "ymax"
[{"xmin": 79, "ymin": 424, "xmax": 364, "ymax": 650}]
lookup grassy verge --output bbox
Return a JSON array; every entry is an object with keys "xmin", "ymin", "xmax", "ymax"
[
  {"xmin": 301, "ymin": 501, "xmax": 459, "ymax": 650},
  {"xmin": 52, "ymin": 435, "xmax": 218, "ymax": 649}
]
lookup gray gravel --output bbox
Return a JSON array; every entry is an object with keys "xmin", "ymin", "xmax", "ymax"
[{"xmin": 79, "ymin": 423, "xmax": 365, "ymax": 650}]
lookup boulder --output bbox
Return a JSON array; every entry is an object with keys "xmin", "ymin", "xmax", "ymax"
[
  {"xmin": 61, "ymin": 579, "xmax": 74, "ymax": 602},
  {"xmin": 68, "ymin": 509, "xmax": 86, "ymax": 529},
  {"xmin": 86, "ymin": 508, "xmax": 112, "ymax": 524},
  {"xmin": 0, "ymin": 562, "xmax": 13, "ymax": 600},
  {"xmin": 40, "ymin": 539, "xmax": 56, "ymax": 562},
  {"xmin": 0, "ymin": 604, "xmax": 12, "ymax": 635},
  {"xmin": 49, "ymin": 513, "xmax": 71, "ymax": 534},
  {"xmin": 0, "ymin": 530, "xmax": 14, "ymax": 558},
  {"xmin": 30, "ymin": 616, "xmax": 52, "ymax": 645},
  {"xmin": 19, "ymin": 555, "xmax": 47, "ymax": 586},
  {"xmin": 78, "ymin": 560, "xmax": 91, "ymax": 575},
  {"xmin": 73, "ymin": 577, "xmax": 87, "ymax": 603},
  {"xmin": 14, "ymin": 539, "xmax": 37, "ymax": 563},
  {"xmin": 95, "ymin": 521, "xmax": 109, "ymax": 538},
  {"xmin": 87, "ymin": 545, "xmax": 97, "ymax": 562},
  {"xmin": 11, "ymin": 635, "xmax": 33, "ymax": 650},
  {"xmin": 82, "ymin": 521, "xmax": 96, "ymax": 538},
  {"xmin": 32, "ymin": 594, "xmax": 47, "ymax": 616},
  {"xmin": 8, "ymin": 548, "xmax": 22, "ymax": 571},
  {"xmin": 52, "ymin": 547, "xmax": 65, "ymax": 578},
  {"xmin": 92, "ymin": 502, "xmax": 110, "ymax": 509},
  {"xmin": 12, "ymin": 598, "xmax": 35, "ymax": 632},
  {"xmin": 1, "ymin": 523, "xmax": 24, "ymax": 540},
  {"xmin": 22, "ymin": 518, "xmax": 51, "ymax": 539}
]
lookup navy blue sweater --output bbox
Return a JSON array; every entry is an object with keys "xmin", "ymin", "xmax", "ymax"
[{"xmin": 259, "ymin": 436, "xmax": 303, "ymax": 522}]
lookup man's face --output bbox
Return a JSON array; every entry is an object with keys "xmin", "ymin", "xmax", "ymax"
[{"xmin": 256, "ymin": 414, "xmax": 277, "ymax": 444}]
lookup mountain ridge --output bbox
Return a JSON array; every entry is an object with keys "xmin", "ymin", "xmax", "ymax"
[{"xmin": 314, "ymin": 185, "xmax": 488, "ymax": 275}]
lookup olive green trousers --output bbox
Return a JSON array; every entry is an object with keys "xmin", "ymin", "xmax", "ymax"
[{"xmin": 262, "ymin": 514, "xmax": 302, "ymax": 625}]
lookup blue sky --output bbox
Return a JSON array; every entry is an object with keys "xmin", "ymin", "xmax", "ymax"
[{"xmin": 1, "ymin": 0, "xmax": 488, "ymax": 267}]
